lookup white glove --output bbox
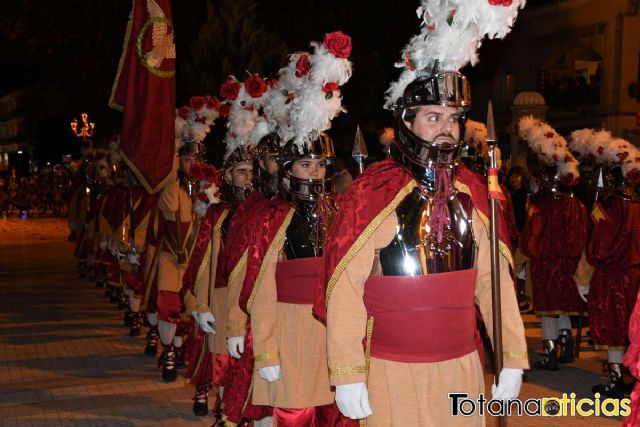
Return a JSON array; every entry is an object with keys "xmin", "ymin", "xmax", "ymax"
[
  {"xmin": 335, "ymin": 383, "xmax": 373, "ymax": 420},
  {"xmin": 258, "ymin": 365, "xmax": 282, "ymax": 382},
  {"xmin": 516, "ymin": 265, "xmax": 526, "ymax": 280},
  {"xmin": 227, "ymin": 336, "xmax": 245, "ymax": 359},
  {"xmin": 127, "ymin": 252, "xmax": 140, "ymax": 266},
  {"xmin": 491, "ymin": 368, "xmax": 523, "ymax": 401},
  {"xmin": 195, "ymin": 311, "xmax": 216, "ymax": 333},
  {"xmin": 577, "ymin": 284, "xmax": 589, "ymax": 303}
]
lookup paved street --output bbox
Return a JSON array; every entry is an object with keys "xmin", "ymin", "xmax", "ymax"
[{"xmin": 0, "ymin": 218, "xmax": 626, "ymax": 426}]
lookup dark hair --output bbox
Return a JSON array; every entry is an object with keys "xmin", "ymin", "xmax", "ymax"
[{"xmin": 508, "ymin": 165, "xmax": 529, "ymax": 190}]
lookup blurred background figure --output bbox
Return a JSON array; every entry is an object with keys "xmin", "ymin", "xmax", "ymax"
[{"xmin": 333, "ymin": 157, "xmax": 353, "ymax": 195}]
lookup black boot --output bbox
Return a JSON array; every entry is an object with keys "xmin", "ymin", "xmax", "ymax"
[
  {"xmin": 144, "ymin": 326, "xmax": 159, "ymax": 356},
  {"xmin": 192, "ymin": 382, "xmax": 210, "ymax": 417},
  {"xmin": 592, "ymin": 363, "xmax": 625, "ymax": 399},
  {"xmin": 124, "ymin": 308, "xmax": 135, "ymax": 327},
  {"xmin": 87, "ymin": 267, "xmax": 96, "ymax": 281},
  {"xmin": 174, "ymin": 345, "xmax": 185, "ymax": 368},
  {"xmin": 118, "ymin": 291, "xmax": 128, "ymax": 310},
  {"xmin": 129, "ymin": 313, "xmax": 142, "ymax": 337},
  {"xmin": 105, "ymin": 283, "xmax": 113, "ymax": 298},
  {"xmin": 77, "ymin": 260, "xmax": 87, "ymax": 278},
  {"xmin": 109, "ymin": 287, "xmax": 119, "ymax": 304},
  {"xmin": 535, "ymin": 339, "xmax": 559, "ymax": 371},
  {"xmin": 159, "ymin": 345, "xmax": 177, "ymax": 382},
  {"xmin": 558, "ymin": 329, "xmax": 575, "ymax": 363}
]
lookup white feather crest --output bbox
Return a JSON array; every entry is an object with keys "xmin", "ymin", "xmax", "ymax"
[
  {"xmin": 224, "ymin": 76, "xmax": 270, "ymax": 160},
  {"xmin": 518, "ymin": 116, "xmax": 580, "ymax": 181},
  {"xmin": 464, "ymin": 119, "xmax": 488, "ymax": 157},
  {"xmin": 290, "ymin": 38, "xmax": 353, "ymax": 149},
  {"xmin": 308, "ymin": 43, "xmax": 352, "ymax": 86},
  {"xmin": 385, "ymin": 0, "xmax": 525, "ymax": 109}
]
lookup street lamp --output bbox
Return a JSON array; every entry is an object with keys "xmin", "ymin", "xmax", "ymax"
[{"xmin": 70, "ymin": 113, "xmax": 96, "ymax": 151}]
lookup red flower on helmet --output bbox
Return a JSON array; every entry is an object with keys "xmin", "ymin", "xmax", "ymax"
[
  {"xmin": 206, "ymin": 96, "xmax": 221, "ymax": 110},
  {"xmin": 544, "ymin": 132, "xmax": 555, "ymax": 139},
  {"xmin": 489, "ymin": 0, "xmax": 513, "ymax": 6},
  {"xmin": 245, "ymin": 75, "xmax": 268, "ymax": 98},
  {"xmin": 190, "ymin": 96, "xmax": 206, "ymax": 111},
  {"xmin": 220, "ymin": 78, "xmax": 242, "ymax": 100},
  {"xmin": 178, "ymin": 106, "xmax": 190, "ymax": 120},
  {"xmin": 618, "ymin": 151, "xmax": 629, "ymax": 161},
  {"xmin": 322, "ymin": 82, "xmax": 340, "ymax": 93},
  {"xmin": 627, "ymin": 169, "xmax": 640, "ymax": 185},
  {"xmin": 295, "ymin": 54, "xmax": 311, "ymax": 78},
  {"xmin": 597, "ymin": 146, "xmax": 604, "ymax": 155},
  {"xmin": 323, "ymin": 31, "xmax": 352, "ymax": 59},
  {"xmin": 219, "ymin": 103, "xmax": 231, "ymax": 119}
]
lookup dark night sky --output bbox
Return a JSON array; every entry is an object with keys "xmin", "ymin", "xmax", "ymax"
[{"xmin": 0, "ymin": 0, "xmax": 553, "ymax": 165}]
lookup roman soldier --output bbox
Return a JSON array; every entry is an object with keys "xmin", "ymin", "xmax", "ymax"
[
  {"xmin": 182, "ymin": 85, "xmax": 265, "ymax": 418},
  {"xmin": 315, "ymin": 3, "xmax": 528, "ymax": 425},
  {"xmin": 155, "ymin": 99, "xmax": 219, "ymax": 382},
  {"xmin": 221, "ymin": 59, "xmax": 306, "ymax": 426},
  {"xmin": 239, "ymin": 31, "xmax": 357, "ymax": 426},
  {"xmin": 570, "ymin": 129, "xmax": 640, "ymax": 398},
  {"xmin": 518, "ymin": 117, "xmax": 587, "ymax": 371}
]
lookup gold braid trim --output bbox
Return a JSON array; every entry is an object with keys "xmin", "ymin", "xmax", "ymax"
[
  {"xmin": 453, "ymin": 180, "xmax": 514, "ymax": 269},
  {"xmin": 254, "ymin": 352, "xmax": 279, "ymax": 362},
  {"xmin": 325, "ymin": 181, "xmax": 417, "ymax": 305},
  {"xmin": 329, "ymin": 366, "xmax": 367, "ymax": 376},
  {"xmin": 535, "ymin": 310, "xmax": 583, "ymax": 316},
  {"xmin": 246, "ymin": 208, "xmax": 295, "ymax": 312},
  {"xmin": 192, "ymin": 210, "xmax": 229, "ymax": 308},
  {"xmin": 503, "ymin": 351, "xmax": 528, "ymax": 360},
  {"xmin": 594, "ymin": 345, "xmax": 627, "ymax": 351},
  {"xmin": 365, "ymin": 315, "xmax": 374, "ymax": 383},
  {"xmin": 193, "ymin": 243, "xmax": 211, "ymax": 302},
  {"xmin": 227, "ymin": 249, "xmax": 249, "ymax": 290}
]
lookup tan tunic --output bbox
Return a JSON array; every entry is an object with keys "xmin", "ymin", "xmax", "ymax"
[
  {"xmin": 157, "ymin": 177, "xmax": 193, "ymax": 294},
  {"xmin": 327, "ymin": 208, "xmax": 529, "ymax": 426},
  {"xmin": 193, "ymin": 209, "xmax": 229, "ymax": 355},
  {"xmin": 250, "ymin": 234, "xmax": 334, "ymax": 409}
]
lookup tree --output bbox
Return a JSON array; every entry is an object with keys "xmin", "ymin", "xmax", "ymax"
[{"xmin": 178, "ymin": 0, "xmax": 288, "ymax": 103}]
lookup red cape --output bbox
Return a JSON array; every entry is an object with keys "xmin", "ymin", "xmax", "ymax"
[
  {"xmin": 182, "ymin": 203, "xmax": 230, "ymax": 294},
  {"xmin": 238, "ymin": 198, "xmax": 295, "ymax": 313},
  {"xmin": 313, "ymin": 158, "xmax": 514, "ymax": 321},
  {"xmin": 219, "ymin": 191, "xmax": 271, "ymax": 286}
]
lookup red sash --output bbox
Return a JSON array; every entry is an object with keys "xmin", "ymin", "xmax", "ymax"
[
  {"xmin": 276, "ymin": 258, "xmax": 322, "ymax": 305},
  {"xmin": 364, "ymin": 269, "xmax": 477, "ymax": 363}
]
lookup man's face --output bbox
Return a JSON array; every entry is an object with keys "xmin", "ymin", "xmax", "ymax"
[
  {"xmin": 403, "ymin": 105, "xmax": 461, "ymax": 145},
  {"xmin": 291, "ymin": 158, "xmax": 327, "ymax": 180},
  {"xmin": 180, "ymin": 155, "xmax": 197, "ymax": 175},
  {"xmin": 259, "ymin": 153, "xmax": 279, "ymax": 176},
  {"xmin": 231, "ymin": 162, "xmax": 253, "ymax": 188}
]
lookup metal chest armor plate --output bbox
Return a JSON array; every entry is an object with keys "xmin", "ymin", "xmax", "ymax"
[
  {"xmin": 283, "ymin": 198, "xmax": 337, "ymax": 260},
  {"xmin": 378, "ymin": 186, "xmax": 476, "ymax": 275}
]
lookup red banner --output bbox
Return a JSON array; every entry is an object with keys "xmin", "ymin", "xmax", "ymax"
[
  {"xmin": 487, "ymin": 167, "xmax": 506, "ymax": 201},
  {"xmin": 109, "ymin": 0, "xmax": 176, "ymax": 194}
]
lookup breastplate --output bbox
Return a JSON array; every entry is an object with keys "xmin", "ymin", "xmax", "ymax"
[
  {"xmin": 283, "ymin": 197, "xmax": 337, "ymax": 260},
  {"xmin": 378, "ymin": 187, "xmax": 475, "ymax": 275}
]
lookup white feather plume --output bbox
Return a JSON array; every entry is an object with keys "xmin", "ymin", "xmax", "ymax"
[
  {"xmin": 385, "ymin": 0, "xmax": 525, "ymax": 109},
  {"xmin": 518, "ymin": 116, "xmax": 580, "ymax": 182},
  {"xmin": 464, "ymin": 119, "xmax": 487, "ymax": 157},
  {"xmin": 290, "ymin": 38, "xmax": 353, "ymax": 149}
]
